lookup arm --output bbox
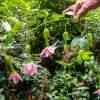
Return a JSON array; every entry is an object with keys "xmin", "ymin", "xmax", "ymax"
[{"xmin": 63, "ymin": 0, "xmax": 100, "ymax": 19}]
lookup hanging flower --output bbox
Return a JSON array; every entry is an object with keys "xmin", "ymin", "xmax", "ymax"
[
  {"xmin": 8, "ymin": 71, "xmax": 22, "ymax": 84},
  {"xmin": 94, "ymin": 89, "xmax": 100, "ymax": 95},
  {"xmin": 22, "ymin": 63, "xmax": 38, "ymax": 76},
  {"xmin": 40, "ymin": 46, "xmax": 57, "ymax": 58},
  {"xmin": 1, "ymin": 21, "xmax": 11, "ymax": 32}
]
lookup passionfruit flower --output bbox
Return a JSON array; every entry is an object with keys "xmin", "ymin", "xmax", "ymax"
[
  {"xmin": 21, "ymin": 63, "xmax": 38, "ymax": 76},
  {"xmin": 8, "ymin": 71, "xmax": 22, "ymax": 84},
  {"xmin": 40, "ymin": 41, "xmax": 59, "ymax": 58}
]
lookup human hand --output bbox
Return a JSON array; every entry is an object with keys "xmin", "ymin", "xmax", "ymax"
[{"xmin": 63, "ymin": 0, "xmax": 100, "ymax": 20}]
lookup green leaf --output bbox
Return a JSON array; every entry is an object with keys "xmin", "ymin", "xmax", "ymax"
[
  {"xmin": 50, "ymin": 13, "xmax": 64, "ymax": 22},
  {"xmin": 77, "ymin": 50, "xmax": 93, "ymax": 61},
  {"xmin": 12, "ymin": 21, "xmax": 22, "ymax": 33},
  {"xmin": 4, "ymin": 32, "xmax": 13, "ymax": 46}
]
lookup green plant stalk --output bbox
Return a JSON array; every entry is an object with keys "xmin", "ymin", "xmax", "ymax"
[
  {"xmin": 63, "ymin": 31, "xmax": 69, "ymax": 49},
  {"xmin": 43, "ymin": 27, "xmax": 49, "ymax": 47},
  {"xmin": 87, "ymin": 33, "xmax": 93, "ymax": 48}
]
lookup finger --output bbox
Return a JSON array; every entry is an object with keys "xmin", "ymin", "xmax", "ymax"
[
  {"xmin": 73, "ymin": 2, "xmax": 83, "ymax": 15},
  {"xmin": 73, "ymin": 3, "xmax": 91, "ymax": 22},
  {"xmin": 64, "ymin": 5, "xmax": 74, "ymax": 12},
  {"xmin": 76, "ymin": 4, "xmax": 88, "ymax": 18},
  {"xmin": 63, "ymin": 2, "xmax": 83, "ymax": 16},
  {"xmin": 64, "ymin": 10, "xmax": 74, "ymax": 16},
  {"xmin": 63, "ymin": 7, "xmax": 71, "ymax": 13},
  {"xmin": 63, "ymin": 5, "xmax": 74, "ymax": 15}
]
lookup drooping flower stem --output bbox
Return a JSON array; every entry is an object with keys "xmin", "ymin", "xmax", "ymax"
[
  {"xmin": 23, "ymin": 81, "xmax": 33, "ymax": 100},
  {"xmin": 8, "ymin": 88, "xmax": 17, "ymax": 100},
  {"xmin": 39, "ymin": 75, "xmax": 48, "ymax": 100},
  {"xmin": 25, "ymin": 89, "xmax": 32, "ymax": 100}
]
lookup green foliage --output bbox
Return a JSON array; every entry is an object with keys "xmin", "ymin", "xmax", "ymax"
[{"xmin": 0, "ymin": 0, "xmax": 100, "ymax": 100}]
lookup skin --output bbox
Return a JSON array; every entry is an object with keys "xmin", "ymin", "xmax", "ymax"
[
  {"xmin": 63, "ymin": 0, "xmax": 100, "ymax": 93},
  {"xmin": 63, "ymin": 0, "xmax": 100, "ymax": 19}
]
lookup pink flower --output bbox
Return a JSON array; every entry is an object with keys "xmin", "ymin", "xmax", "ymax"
[
  {"xmin": 22, "ymin": 63, "xmax": 38, "ymax": 76},
  {"xmin": 40, "ymin": 46, "xmax": 56, "ymax": 58},
  {"xmin": 94, "ymin": 89, "xmax": 100, "ymax": 95},
  {"xmin": 8, "ymin": 72, "xmax": 22, "ymax": 84}
]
